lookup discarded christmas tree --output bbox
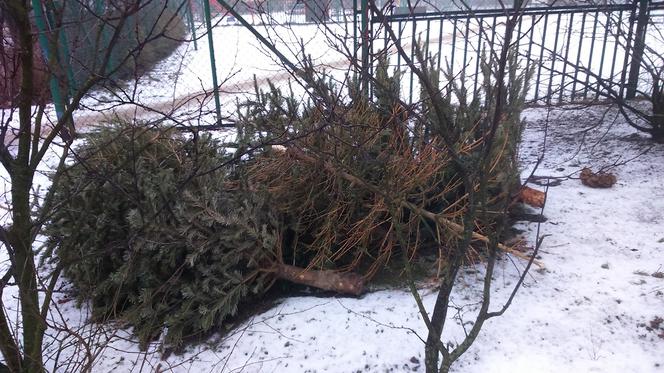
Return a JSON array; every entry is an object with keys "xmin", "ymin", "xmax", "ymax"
[
  {"xmin": 46, "ymin": 125, "xmax": 281, "ymax": 347},
  {"xmin": 46, "ymin": 54, "xmax": 532, "ymax": 348}
]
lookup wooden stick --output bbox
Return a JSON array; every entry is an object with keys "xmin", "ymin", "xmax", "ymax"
[{"xmin": 274, "ymin": 263, "xmax": 365, "ymax": 296}]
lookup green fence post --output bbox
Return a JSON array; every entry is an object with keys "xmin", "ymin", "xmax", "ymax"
[
  {"xmin": 45, "ymin": 1, "xmax": 78, "ymax": 96},
  {"xmin": 31, "ymin": 0, "xmax": 68, "ymax": 122},
  {"xmin": 94, "ymin": 0, "xmax": 115, "ymax": 74},
  {"xmin": 203, "ymin": 0, "xmax": 222, "ymax": 124},
  {"xmin": 186, "ymin": 0, "xmax": 199, "ymax": 50},
  {"xmin": 353, "ymin": 0, "xmax": 358, "ymax": 76}
]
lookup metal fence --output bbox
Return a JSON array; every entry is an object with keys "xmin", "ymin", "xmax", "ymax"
[
  {"xmin": 367, "ymin": 0, "xmax": 664, "ymax": 105},
  {"xmin": 13, "ymin": 0, "xmax": 662, "ymax": 128}
]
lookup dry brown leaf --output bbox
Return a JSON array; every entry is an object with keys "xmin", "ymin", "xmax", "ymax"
[
  {"xmin": 518, "ymin": 186, "xmax": 545, "ymax": 208},
  {"xmin": 580, "ymin": 168, "xmax": 617, "ymax": 188}
]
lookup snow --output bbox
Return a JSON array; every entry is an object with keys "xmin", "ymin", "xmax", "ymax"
[{"xmin": 73, "ymin": 18, "xmax": 355, "ymax": 127}]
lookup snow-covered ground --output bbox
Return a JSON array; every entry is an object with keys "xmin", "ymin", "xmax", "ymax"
[
  {"xmin": 74, "ymin": 18, "xmax": 354, "ymax": 126},
  {"xmin": 2, "ymin": 103, "xmax": 662, "ymax": 372}
]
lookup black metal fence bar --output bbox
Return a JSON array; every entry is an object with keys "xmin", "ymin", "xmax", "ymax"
[
  {"xmin": 532, "ymin": 11, "xmax": 548, "ymax": 101},
  {"xmin": 378, "ymin": 3, "xmax": 636, "ymax": 22}
]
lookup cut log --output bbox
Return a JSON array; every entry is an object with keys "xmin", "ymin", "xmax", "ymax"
[
  {"xmin": 274, "ymin": 263, "xmax": 365, "ymax": 296},
  {"xmin": 517, "ymin": 186, "xmax": 546, "ymax": 208}
]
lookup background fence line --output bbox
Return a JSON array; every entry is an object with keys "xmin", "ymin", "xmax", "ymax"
[
  {"xmin": 17, "ymin": 0, "xmax": 661, "ymax": 128},
  {"xmin": 367, "ymin": 0, "xmax": 664, "ymax": 105}
]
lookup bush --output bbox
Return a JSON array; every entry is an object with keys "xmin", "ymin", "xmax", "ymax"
[
  {"xmin": 46, "ymin": 125, "xmax": 278, "ymax": 347},
  {"xmin": 64, "ymin": 1, "xmax": 186, "ymax": 85},
  {"xmin": 118, "ymin": 3, "xmax": 187, "ymax": 78}
]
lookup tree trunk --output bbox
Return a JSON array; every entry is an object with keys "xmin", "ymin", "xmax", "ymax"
[
  {"xmin": 0, "ymin": 306, "xmax": 22, "ymax": 372},
  {"xmin": 2, "ymin": 1, "xmax": 46, "ymax": 371},
  {"xmin": 9, "ymin": 166, "xmax": 43, "ymax": 373},
  {"xmin": 424, "ymin": 264, "xmax": 459, "ymax": 373}
]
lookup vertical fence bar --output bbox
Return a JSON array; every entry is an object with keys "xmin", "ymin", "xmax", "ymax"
[
  {"xmin": 397, "ymin": 20, "xmax": 403, "ymax": 73},
  {"xmin": 94, "ymin": 0, "xmax": 114, "ymax": 74},
  {"xmin": 473, "ymin": 17, "xmax": 482, "ymax": 95},
  {"xmin": 583, "ymin": 10, "xmax": 600, "ymax": 99},
  {"xmin": 461, "ymin": 18, "xmax": 469, "ymax": 81},
  {"xmin": 534, "ymin": 12, "xmax": 548, "ymax": 101},
  {"xmin": 525, "ymin": 15, "xmax": 535, "ymax": 86},
  {"xmin": 559, "ymin": 13, "xmax": 574, "ymax": 102},
  {"xmin": 489, "ymin": 15, "xmax": 497, "ymax": 63},
  {"xmin": 516, "ymin": 11, "xmax": 523, "ymax": 53},
  {"xmin": 571, "ymin": 12, "xmax": 587, "ymax": 99},
  {"xmin": 597, "ymin": 11, "xmax": 611, "ymax": 99},
  {"xmin": 203, "ymin": 0, "xmax": 222, "ymax": 123},
  {"xmin": 409, "ymin": 17, "xmax": 416, "ymax": 103},
  {"xmin": 609, "ymin": 11, "xmax": 623, "ymax": 94},
  {"xmin": 45, "ymin": 0, "xmax": 76, "ymax": 100},
  {"xmin": 353, "ymin": 0, "xmax": 358, "ymax": 71},
  {"xmin": 436, "ymin": 18, "xmax": 443, "ymax": 72},
  {"xmin": 619, "ymin": 4, "xmax": 637, "ymax": 99},
  {"xmin": 425, "ymin": 19, "xmax": 431, "ymax": 60},
  {"xmin": 369, "ymin": 18, "xmax": 374, "ymax": 100},
  {"xmin": 383, "ymin": 19, "xmax": 388, "ymax": 53},
  {"xmin": 547, "ymin": 13, "xmax": 562, "ymax": 104},
  {"xmin": 626, "ymin": 0, "xmax": 649, "ymax": 99},
  {"xmin": 450, "ymin": 19, "xmax": 457, "ymax": 75},
  {"xmin": 361, "ymin": 0, "xmax": 369, "ymax": 96},
  {"xmin": 47, "ymin": 0, "xmax": 77, "ymax": 96}
]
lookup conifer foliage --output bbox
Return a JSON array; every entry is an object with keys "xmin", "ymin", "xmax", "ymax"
[
  {"xmin": 46, "ymin": 56, "xmax": 530, "ymax": 350},
  {"xmin": 46, "ymin": 125, "xmax": 279, "ymax": 347}
]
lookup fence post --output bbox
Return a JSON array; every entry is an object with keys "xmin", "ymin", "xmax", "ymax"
[
  {"xmin": 94, "ymin": 0, "xmax": 115, "ymax": 74},
  {"xmin": 353, "ymin": 0, "xmax": 358, "ymax": 70},
  {"xmin": 31, "ymin": 0, "xmax": 68, "ymax": 122},
  {"xmin": 626, "ymin": 0, "xmax": 649, "ymax": 99},
  {"xmin": 46, "ymin": 1, "xmax": 78, "ymax": 96},
  {"xmin": 360, "ymin": 0, "xmax": 369, "ymax": 96},
  {"xmin": 203, "ymin": 0, "xmax": 223, "ymax": 124},
  {"xmin": 186, "ymin": 0, "xmax": 199, "ymax": 50}
]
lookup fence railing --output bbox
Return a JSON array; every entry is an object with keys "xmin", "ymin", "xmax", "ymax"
[{"xmin": 368, "ymin": 0, "xmax": 664, "ymax": 105}]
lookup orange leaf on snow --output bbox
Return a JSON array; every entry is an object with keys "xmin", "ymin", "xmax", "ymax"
[{"xmin": 518, "ymin": 186, "xmax": 545, "ymax": 208}]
